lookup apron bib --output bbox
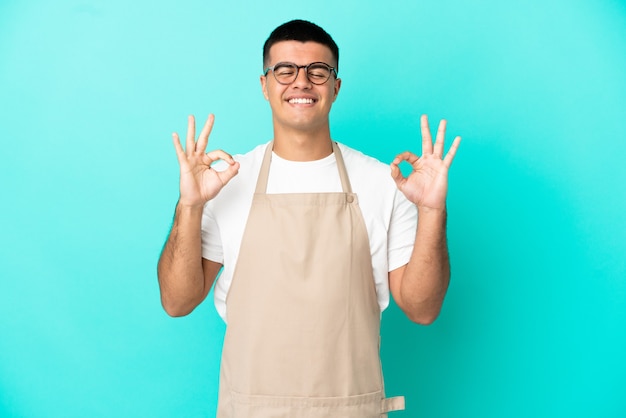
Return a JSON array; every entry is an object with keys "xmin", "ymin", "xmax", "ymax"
[{"xmin": 217, "ymin": 142, "xmax": 404, "ymax": 417}]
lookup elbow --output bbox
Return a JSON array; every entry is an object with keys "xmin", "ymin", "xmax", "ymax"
[
  {"xmin": 162, "ymin": 302, "xmax": 193, "ymax": 317},
  {"xmin": 406, "ymin": 309, "xmax": 440, "ymax": 325},
  {"xmin": 402, "ymin": 300, "xmax": 443, "ymax": 325},
  {"xmin": 160, "ymin": 295, "xmax": 195, "ymax": 317},
  {"xmin": 163, "ymin": 306, "xmax": 191, "ymax": 318},
  {"xmin": 157, "ymin": 270, "xmax": 200, "ymax": 317}
]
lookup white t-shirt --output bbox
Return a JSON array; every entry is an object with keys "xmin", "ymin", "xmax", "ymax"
[{"xmin": 201, "ymin": 142, "xmax": 417, "ymax": 322}]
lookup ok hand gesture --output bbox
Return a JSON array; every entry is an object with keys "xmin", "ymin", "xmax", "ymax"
[
  {"xmin": 390, "ymin": 115, "xmax": 461, "ymax": 211},
  {"xmin": 172, "ymin": 115, "xmax": 240, "ymax": 207}
]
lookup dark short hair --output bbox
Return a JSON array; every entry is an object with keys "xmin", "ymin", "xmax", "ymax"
[{"xmin": 263, "ymin": 19, "xmax": 339, "ymax": 70}]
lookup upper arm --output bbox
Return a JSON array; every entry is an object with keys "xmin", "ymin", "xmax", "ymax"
[
  {"xmin": 200, "ymin": 258, "xmax": 223, "ymax": 302},
  {"xmin": 388, "ymin": 263, "xmax": 407, "ymax": 312}
]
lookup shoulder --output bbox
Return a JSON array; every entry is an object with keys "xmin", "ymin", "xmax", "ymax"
[
  {"xmin": 213, "ymin": 142, "xmax": 269, "ymax": 184},
  {"xmin": 206, "ymin": 142, "xmax": 269, "ymax": 210},
  {"xmin": 227, "ymin": 142, "xmax": 269, "ymax": 170},
  {"xmin": 336, "ymin": 142, "xmax": 395, "ymax": 188},
  {"xmin": 337, "ymin": 142, "xmax": 387, "ymax": 169}
]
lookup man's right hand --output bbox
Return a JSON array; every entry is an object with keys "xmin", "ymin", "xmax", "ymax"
[{"xmin": 172, "ymin": 114, "xmax": 240, "ymax": 207}]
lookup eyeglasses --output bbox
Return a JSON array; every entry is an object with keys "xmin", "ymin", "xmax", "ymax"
[{"xmin": 264, "ymin": 62, "xmax": 338, "ymax": 85}]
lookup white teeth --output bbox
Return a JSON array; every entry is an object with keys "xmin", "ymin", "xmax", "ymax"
[{"xmin": 289, "ymin": 98, "xmax": 314, "ymax": 104}]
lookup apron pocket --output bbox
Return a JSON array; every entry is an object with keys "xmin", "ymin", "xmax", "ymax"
[{"xmin": 230, "ymin": 390, "xmax": 385, "ymax": 418}]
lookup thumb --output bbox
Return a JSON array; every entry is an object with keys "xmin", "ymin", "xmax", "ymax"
[{"xmin": 218, "ymin": 161, "xmax": 240, "ymax": 186}]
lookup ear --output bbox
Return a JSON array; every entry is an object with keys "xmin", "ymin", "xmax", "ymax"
[
  {"xmin": 260, "ymin": 75, "xmax": 269, "ymax": 100},
  {"xmin": 333, "ymin": 78, "xmax": 342, "ymax": 102}
]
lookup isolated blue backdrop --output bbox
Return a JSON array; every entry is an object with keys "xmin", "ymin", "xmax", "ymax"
[{"xmin": 1, "ymin": 0, "xmax": 625, "ymax": 417}]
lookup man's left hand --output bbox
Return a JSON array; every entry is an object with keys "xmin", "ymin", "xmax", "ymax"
[{"xmin": 390, "ymin": 114, "xmax": 461, "ymax": 210}]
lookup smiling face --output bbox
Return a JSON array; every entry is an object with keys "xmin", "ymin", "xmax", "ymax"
[{"xmin": 260, "ymin": 40, "xmax": 341, "ymax": 138}]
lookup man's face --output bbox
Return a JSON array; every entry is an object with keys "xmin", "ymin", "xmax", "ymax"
[{"xmin": 260, "ymin": 41, "xmax": 341, "ymax": 134}]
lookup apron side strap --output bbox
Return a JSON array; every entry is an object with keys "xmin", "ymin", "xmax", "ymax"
[{"xmin": 381, "ymin": 396, "xmax": 405, "ymax": 413}]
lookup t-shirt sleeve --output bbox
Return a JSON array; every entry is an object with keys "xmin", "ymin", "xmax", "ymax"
[
  {"xmin": 201, "ymin": 205, "xmax": 224, "ymax": 264},
  {"xmin": 387, "ymin": 189, "xmax": 417, "ymax": 271}
]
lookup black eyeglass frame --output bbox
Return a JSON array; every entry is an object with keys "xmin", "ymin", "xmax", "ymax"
[{"xmin": 263, "ymin": 61, "xmax": 338, "ymax": 85}]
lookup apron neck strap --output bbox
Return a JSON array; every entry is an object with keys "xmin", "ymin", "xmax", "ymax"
[
  {"xmin": 331, "ymin": 141, "xmax": 353, "ymax": 194},
  {"xmin": 255, "ymin": 141, "xmax": 353, "ymax": 194}
]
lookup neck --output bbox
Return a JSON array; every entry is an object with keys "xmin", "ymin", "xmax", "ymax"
[{"xmin": 272, "ymin": 124, "xmax": 333, "ymax": 161}]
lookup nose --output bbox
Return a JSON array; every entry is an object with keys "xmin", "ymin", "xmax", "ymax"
[{"xmin": 292, "ymin": 66, "xmax": 312, "ymax": 88}]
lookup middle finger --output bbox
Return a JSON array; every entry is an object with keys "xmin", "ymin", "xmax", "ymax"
[
  {"xmin": 420, "ymin": 114, "xmax": 433, "ymax": 155},
  {"xmin": 196, "ymin": 114, "xmax": 215, "ymax": 154}
]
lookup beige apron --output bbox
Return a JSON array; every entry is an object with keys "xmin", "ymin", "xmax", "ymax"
[{"xmin": 217, "ymin": 141, "xmax": 405, "ymax": 417}]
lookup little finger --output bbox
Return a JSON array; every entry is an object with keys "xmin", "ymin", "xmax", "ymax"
[
  {"xmin": 172, "ymin": 133, "xmax": 186, "ymax": 159},
  {"xmin": 443, "ymin": 136, "xmax": 462, "ymax": 167}
]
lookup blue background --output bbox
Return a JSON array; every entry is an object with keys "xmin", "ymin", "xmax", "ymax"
[{"xmin": 1, "ymin": 0, "xmax": 625, "ymax": 417}]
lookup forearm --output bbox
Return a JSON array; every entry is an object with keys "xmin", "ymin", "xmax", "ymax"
[
  {"xmin": 400, "ymin": 208, "xmax": 450, "ymax": 324},
  {"xmin": 157, "ymin": 202, "xmax": 207, "ymax": 316}
]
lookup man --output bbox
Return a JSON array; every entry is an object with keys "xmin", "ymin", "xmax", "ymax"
[{"xmin": 157, "ymin": 19, "xmax": 460, "ymax": 417}]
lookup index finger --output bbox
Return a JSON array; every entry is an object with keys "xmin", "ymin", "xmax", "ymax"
[{"xmin": 392, "ymin": 151, "xmax": 420, "ymax": 167}]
